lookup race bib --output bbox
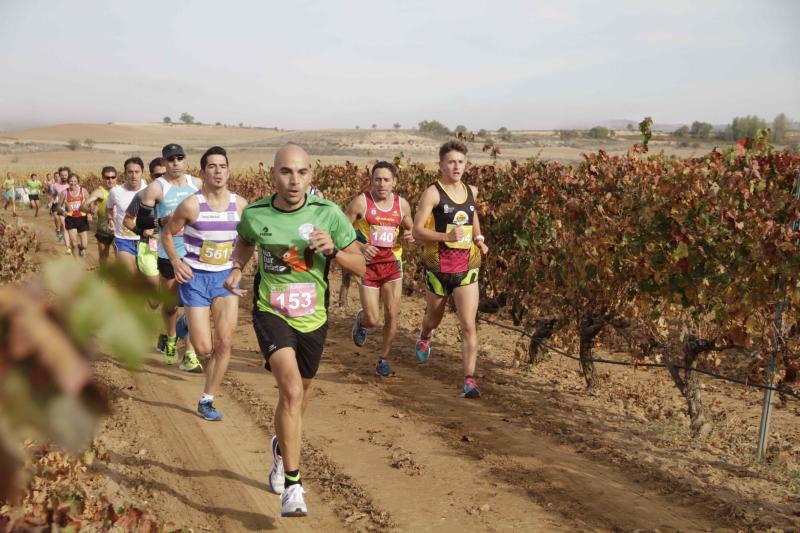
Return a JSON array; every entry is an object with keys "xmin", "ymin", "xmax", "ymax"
[
  {"xmin": 270, "ymin": 283, "xmax": 316, "ymax": 317},
  {"xmin": 148, "ymin": 237, "xmax": 158, "ymax": 252},
  {"xmin": 200, "ymin": 240, "xmax": 233, "ymax": 265},
  {"xmin": 444, "ymin": 224, "xmax": 473, "ymax": 249},
  {"xmin": 369, "ymin": 225, "xmax": 396, "ymax": 247}
]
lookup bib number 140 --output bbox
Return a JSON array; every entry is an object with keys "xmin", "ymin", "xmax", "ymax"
[{"xmin": 270, "ymin": 283, "xmax": 316, "ymax": 317}]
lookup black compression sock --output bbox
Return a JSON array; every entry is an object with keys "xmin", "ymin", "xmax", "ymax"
[{"xmin": 285, "ymin": 469, "xmax": 301, "ymax": 488}]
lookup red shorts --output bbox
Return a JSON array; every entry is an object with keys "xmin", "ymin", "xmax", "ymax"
[{"xmin": 362, "ymin": 261, "xmax": 402, "ymax": 288}]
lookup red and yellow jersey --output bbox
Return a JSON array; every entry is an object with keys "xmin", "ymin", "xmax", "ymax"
[
  {"xmin": 421, "ymin": 181, "xmax": 481, "ymax": 274},
  {"xmin": 65, "ymin": 188, "xmax": 87, "ymax": 218},
  {"xmin": 353, "ymin": 192, "xmax": 403, "ymax": 264}
]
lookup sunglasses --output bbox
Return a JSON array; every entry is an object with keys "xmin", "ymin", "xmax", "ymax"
[
  {"xmin": 152, "ymin": 172, "xmax": 166, "ymax": 178},
  {"xmin": 166, "ymin": 155, "xmax": 185, "ymax": 162},
  {"xmin": 103, "ymin": 175, "xmax": 117, "ymax": 180}
]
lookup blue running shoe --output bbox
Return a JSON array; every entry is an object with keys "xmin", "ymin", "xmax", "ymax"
[
  {"xmin": 176, "ymin": 313, "xmax": 189, "ymax": 340},
  {"xmin": 415, "ymin": 332, "xmax": 431, "ymax": 363},
  {"xmin": 461, "ymin": 376, "xmax": 481, "ymax": 399},
  {"xmin": 352, "ymin": 309, "xmax": 367, "ymax": 347},
  {"xmin": 375, "ymin": 359, "xmax": 395, "ymax": 377},
  {"xmin": 197, "ymin": 400, "xmax": 223, "ymax": 421}
]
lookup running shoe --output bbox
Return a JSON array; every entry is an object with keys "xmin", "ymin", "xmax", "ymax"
[
  {"xmin": 55, "ymin": 229, "xmax": 63, "ymax": 241},
  {"xmin": 415, "ymin": 332, "xmax": 431, "ymax": 363},
  {"xmin": 461, "ymin": 376, "xmax": 481, "ymax": 399},
  {"xmin": 179, "ymin": 350, "xmax": 203, "ymax": 373},
  {"xmin": 65, "ymin": 247, "xmax": 72, "ymax": 256},
  {"xmin": 156, "ymin": 333, "xmax": 167, "ymax": 353},
  {"xmin": 351, "ymin": 309, "xmax": 367, "ymax": 347},
  {"xmin": 281, "ymin": 485, "xmax": 308, "ymax": 517},
  {"xmin": 268, "ymin": 435, "xmax": 285, "ymax": 495},
  {"xmin": 375, "ymin": 359, "xmax": 395, "ymax": 377},
  {"xmin": 78, "ymin": 247, "xmax": 85, "ymax": 257},
  {"xmin": 176, "ymin": 313, "xmax": 189, "ymax": 340},
  {"xmin": 163, "ymin": 342, "xmax": 177, "ymax": 365},
  {"xmin": 197, "ymin": 400, "xmax": 223, "ymax": 421}
]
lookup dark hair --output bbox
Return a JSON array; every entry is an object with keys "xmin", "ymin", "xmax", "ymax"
[
  {"xmin": 58, "ymin": 166, "xmax": 71, "ymax": 174},
  {"xmin": 68, "ymin": 172, "xmax": 80, "ymax": 182},
  {"xmin": 438, "ymin": 140, "xmax": 468, "ymax": 161},
  {"xmin": 200, "ymin": 146, "xmax": 228, "ymax": 170},
  {"xmin": 148, "ymin": 157, "xmax": 164, "ymax": 174},
  {"xmin": 101, "ymin": 166, "xmax": 117, "ymax": 177},
  {"xmin": 371, "ymin": 161, "xmax": 398, "ymax": 179},
  {"xmin": 30, "ymin": 173, "xmax": 37, "ymax": 178},
  {"xmin": 123, "ymin": 157, "xmax": 145, "ymax": 172}
]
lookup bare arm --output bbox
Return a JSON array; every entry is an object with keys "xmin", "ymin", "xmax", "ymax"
[
  {"xmin": 331, "ymin": 241, "xmax": 366, "ymax": 277},
  {"xmin": 412, "ymin": 186, "xmax": 461, "ymax": 243},
  {"xmin": 223, "ymin": 237, "xmax": 256, "ymax": 297},
  {"xmin": 469, "ymin": 185, "xmax": 489, "ymax": 254},
  {"xmin": 161, "ymin": 196, "xmax": 199, "ymax": 283},
  {"xmin": 344, "ymin": 194, "xmax": 379, "ymax": 260},
  {"xmin": 80, "ymin": 188, "xmax": 103, "ymax": 214},
  {"xmin": 400, "ymin": 197, "xmax": 415, "ymax": 244}
]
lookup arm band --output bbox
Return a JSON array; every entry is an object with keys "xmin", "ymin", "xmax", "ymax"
[{"xmin": 135, "ymin": 203, "xmax": 156, "ymax": 236}]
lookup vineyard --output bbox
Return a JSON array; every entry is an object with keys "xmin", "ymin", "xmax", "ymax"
[{"xmin": 2, "ymin": 136, "xmax": 800, "ymax": 531}]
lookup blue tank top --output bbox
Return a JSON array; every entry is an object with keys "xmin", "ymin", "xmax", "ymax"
[{"xmin": 155, "ymin": 175, "xmax": 199, "ymax": 258}]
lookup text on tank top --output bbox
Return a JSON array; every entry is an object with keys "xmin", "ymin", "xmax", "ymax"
[
  {"xmin": 362, "ymin": 192, "xmax": 402, "ymax": 264},
  {"xmin": 182, "ymin": 191, "xmax": 240, "ymax": 271},
  {"xmin": 66, "ymin": 188, "xmax": 86, "ymax": 218},
  {"xmin": 422, "ymin": 181, "xmax": 480, "ymax": 274}
]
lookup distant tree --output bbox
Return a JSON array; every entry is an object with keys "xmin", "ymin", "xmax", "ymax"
[
  {"xmin": 355, "ymin": 125, "xmax": 360, "ymax": 129},
  {"xmin": 417, "ymin": 120, "xmax": 451, "ymax": 136},
  {"xmin": 238, "ymin": 122, "xmax": 244, "ymax": 128},
  {"xmin": 477, "ymin": 128, "xmax": 488, "ymax": 138},
  {"xmin": 67, "ymin": 139, "xmax": 81, "ymax": 151},
  {"xmin": 626, "ymin": 123, "xmax": 634, "ymax": 131},
  {"xmin": 773, "ymin": 113, "xmax": 788, "ymax": 144},
  {"xmin": 497, "ymin": 126, "xmax": 512, "ymax": 141},
  {"xmin": 455, "ymin": 125, "xmax": 468, "ymax": 134},
  {"xmin": 83, "ymin": 139, "xmax": 95, "ymax": 149},
  {"xmin": 393, "ymin": 123, "xmax": 401, "ymax": 129},
  {"xmin": 673, "ymin": 125, "xmax": 690, "ymax": 138},
  {"xmin": 215, "ymin": 121, "xmax": 222, "ymax": 126},
  {"xmin": 690, "ymin": 121, "xmax": 714, "ymax": 139},
  {"xmin": 179, "ymin": 112, "xmax": 195, "ymax": 125},
  {"xmin": 163, "ymin": 116, "xmax": 172, "ymax": 124},
  {"xmin": 559, "ymin": 129, "xmax": 578, "ymax": 141},
  {"xmin": 372, "ymin": 124, "xmax": 377, "ymax": 129},
  {"xmin": 726, "ymin": 115, "xmax": 767, "ymax": 141},
  {"xmin": 587, "ymin": 126, "xmax": 610, "ymax": 139}
]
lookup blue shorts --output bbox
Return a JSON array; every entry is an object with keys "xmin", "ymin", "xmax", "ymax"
[
  {"xmin": 179, "ymin": 268, "xmax": 237, "ymax": 308},
  {"xmin": 114, "ymin": 238, "xmax": 139, "ymax": 256},
  {"xmin": 3, "ymin": 191, "xmax": 13, "ymax": 201}
]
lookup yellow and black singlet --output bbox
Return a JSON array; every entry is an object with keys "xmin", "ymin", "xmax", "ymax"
[{"xmin": 421, "ymin": 181, "xmax": 481, "ymax": 274}]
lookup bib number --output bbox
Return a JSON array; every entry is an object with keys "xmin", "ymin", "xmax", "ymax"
[
  {"xmin": 148, "ymin": 237, "xmax": 158, "ymax": 252},
  {"xmin": 444, "ymin": 224, "xmax": 473, "ymax": 249},
  {"xmin": 369, "ymin": 225, "xmax": 396, "ymax": 247},
  {"xmin": 200, "ymin": 240, "xmax": 233, "ymax": 265},
  {"xmin": 270, "ymin": 283, "xmax": 316, "ymax": 317}
]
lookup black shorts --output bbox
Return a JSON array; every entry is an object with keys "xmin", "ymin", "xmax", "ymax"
[
  {"xmin": 95, "ymin": 232, "xmax": 114, "ymax": 245},
  {"xmin": 65, "ymin": 216, "xmax": 89, "ymax": 233},
  {"xmin": 253, "ymin": 310, "xmax": 328, "ymax": 379},
  {"xmin": 157, "ymin": 257, "xmax": 175, "ymax": 279},
  {"xmin": 29, "ymin": 194, "xmax": 40, "ymax": 201},
  {"xmin": 50, "ymin": 202, "xmax": 60, "ymax": 214}
]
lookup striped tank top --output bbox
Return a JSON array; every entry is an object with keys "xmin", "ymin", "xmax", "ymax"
[{"xmin": 182, "ymin": 191, "xmax": 240, "ymax": 272}]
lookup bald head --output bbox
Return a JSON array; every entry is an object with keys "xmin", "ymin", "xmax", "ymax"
[
  {"xmin": 273, "ymin": 144, "xmax": 309, "ymax": 169},
  {"xmin": 271, "ymin": 144, "xmax": 312, "ymax": 209}
]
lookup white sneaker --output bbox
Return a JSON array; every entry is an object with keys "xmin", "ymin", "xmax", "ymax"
[
  {"xmin": 281, "ymin": 484, "xmax": 308, "ymax": 517},
  {"xmin": 268, "ymin": 435, "xmax": 285, "ymax": 494}
]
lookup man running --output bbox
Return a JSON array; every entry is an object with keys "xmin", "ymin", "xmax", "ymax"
[
  {"xmin": 108, "ymin": 158, "xmax": 147, "ymax": 270},
  {"xmin": 162, "ymin": 146, "xmax": 247, "ymax": 421},
  {"xmin": 133, "ymin": 144, "xmax": 202, "ymax": 371},
  {"xmin": 56, "ymin": 173, "xmax": 90, "ymax": 257},
  {"xmin": 412, "ymin": 140, "xmax": 489, "ymax": 399},
  {"xmin": 3, "ymin": 172, "xmax": 16, "ymax": 216},
  {"xmin": 26, "ymin": 173, "xmax": 44, "ymax": 217},
  {"xmin": 224, "ymin": 144, "xmax": 364, "ymax": 517},
  {"xmin": 51, "ymin": 167, "xmax": 70, "ymax": 242},
  {"xmin": 81, "ymin": 166, "xmax": 117, "ymax": 264},
  {"xmin": 346, "ymin": 161, "xmax": 414, "ymax": 377}
]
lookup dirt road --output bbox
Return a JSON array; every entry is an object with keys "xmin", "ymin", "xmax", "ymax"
[{"xmin": 14, "ymin": 205, "xmax": 798, "ymax": 532}]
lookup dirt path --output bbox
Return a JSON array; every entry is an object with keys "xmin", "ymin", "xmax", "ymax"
[{"xmin": 11, "ymin": 205, "xmax": 780, "ymax": 532}]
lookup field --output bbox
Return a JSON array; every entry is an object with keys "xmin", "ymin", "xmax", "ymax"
[{"xmin": 1, "ymin": 126, "xmax": 800, "ymax": 532}]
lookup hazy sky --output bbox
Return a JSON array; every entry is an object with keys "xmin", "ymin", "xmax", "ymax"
[{"xmin": 1, "ymin": 0, "xmax": 798, "ymax": 131}]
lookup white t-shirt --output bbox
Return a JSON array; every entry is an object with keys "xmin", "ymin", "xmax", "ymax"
[{"xmin": 107, "ymin": 182, "xmax": 147, "ymax": 240}]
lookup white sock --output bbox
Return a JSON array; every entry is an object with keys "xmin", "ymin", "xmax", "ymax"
[{"xmin": 200, "ymin": 393, "xmax": 214, "ymax": 403}]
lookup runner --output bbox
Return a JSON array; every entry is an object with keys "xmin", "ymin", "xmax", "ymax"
[
  {"xmin": 162, "ymin": 146, "xmax": 247, "ymax": 420},
  {"xmin": 223, "ymin": 144, "xmax": 364, "ymax": 517},
  {"xmin": 346, "ymin": 161, "xmax": 414, "ymax": 377},
  {"xmin": 25, "ymin": 173, "xmax": 44, "ymax": 217},
  {"xmin": 51, "ymin": 167, "xmax": 70, "ymax": 243},
  {"xmin": 133, "ymin": 144, "xmax": 202, "ymax": 371},
  {"xmin": 80, "ymin": 166, "xmax": 117, "ymax": 264},
  {"xmin": 412, "ymin": 140, "xmax": 489, "ymax": 398},
  {"xmin": 56, "ymin": 173, "xmax": 90, "ymax": 257},
  {"xmin": 3, "ymin": 172, "xmax": 16, "ymax": 215}
]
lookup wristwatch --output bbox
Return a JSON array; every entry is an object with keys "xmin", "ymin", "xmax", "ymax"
[{"xmin": 324, "ymin": 247, "xmax": 339, "ymax": 259}]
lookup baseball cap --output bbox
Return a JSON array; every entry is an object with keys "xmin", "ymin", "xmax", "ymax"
[{"xmin": 162, "ymin": 143, "xmax": 186, "ymax": 159}]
